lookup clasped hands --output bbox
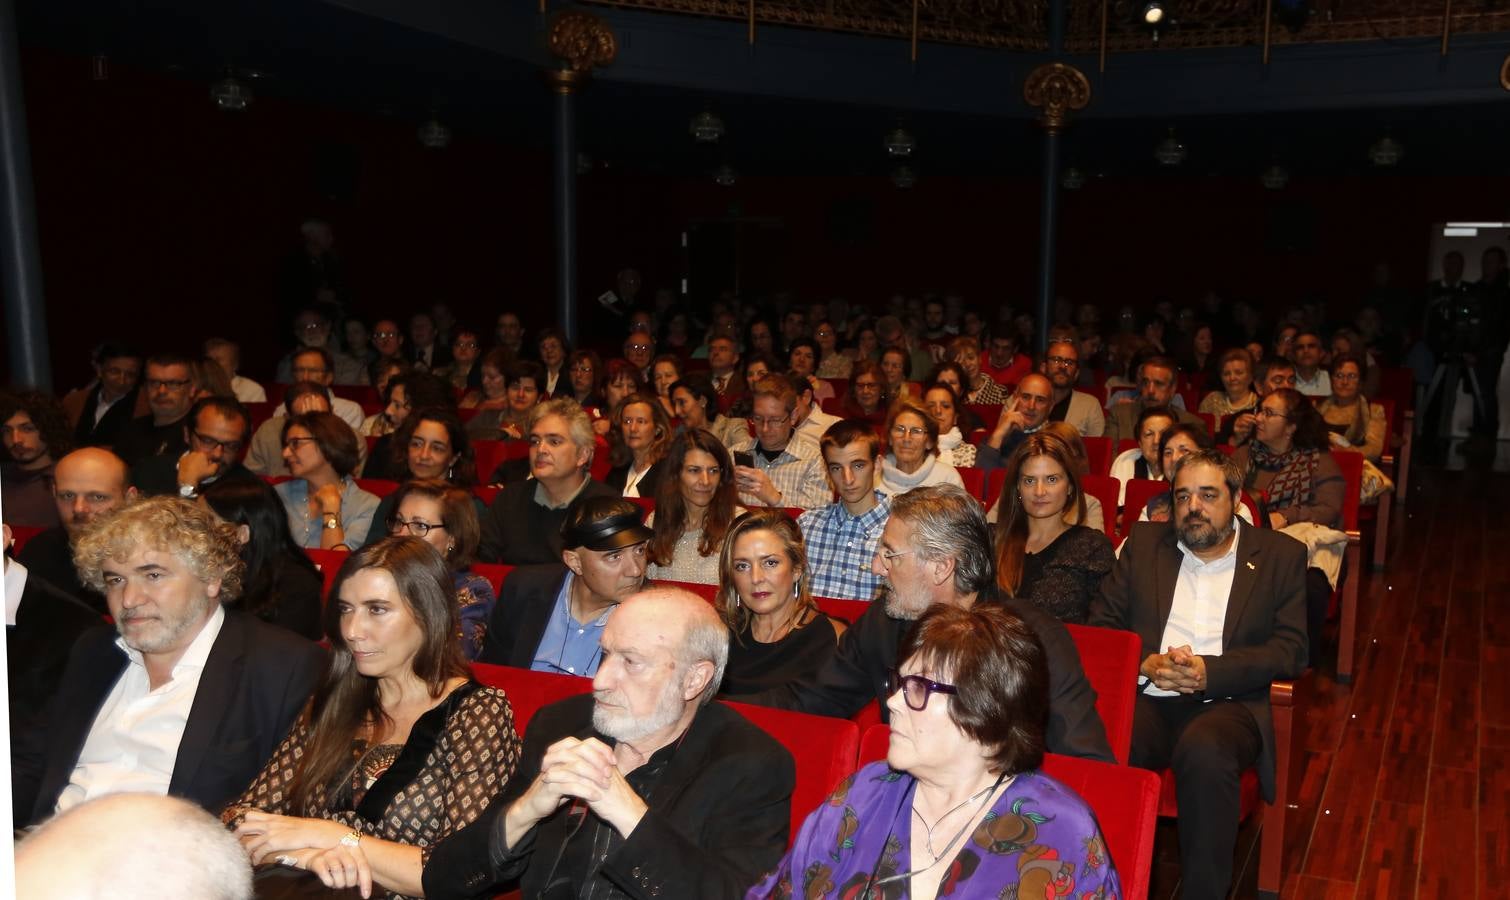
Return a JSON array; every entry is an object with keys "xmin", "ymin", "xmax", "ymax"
[
  {"xmin": 234, "ymin": 811, "xmax": 375, "ymax": 898},
  {"xmin": 1140, "ymin": 645, "xmax": 1208, "ymax": 694},
  {"xmin": 513, "ymin": 736, "xmax": 648, "ymax": 839}
]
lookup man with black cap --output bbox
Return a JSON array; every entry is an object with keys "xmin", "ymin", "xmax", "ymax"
[{"xmin": 477, "ymin": 495, "xmax": 651, "ymax": 676}]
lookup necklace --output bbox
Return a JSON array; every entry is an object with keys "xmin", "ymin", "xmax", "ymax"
[{"xmin": 911, "ymin": 771, "xmax": 1011, "ymax": 862}]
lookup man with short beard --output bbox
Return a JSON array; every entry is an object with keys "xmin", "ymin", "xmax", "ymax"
[
  {"xmin": 424, "ymin": 588, "xmax": 794, "ymax": 900},
  {"xmin": 1, "ymin": 390, "xmax": 72, "ymax": 528},
  {"xmin": 1090, "ymin": 448, "xmax": 1307, "ymax": 900},
  {"xmin": 730, "ymin": 484, "xmax": 1113, "ymax": 763},
  {"xmin": 10, "ymin": 496, "xmax": 323, "ymax": 827}
]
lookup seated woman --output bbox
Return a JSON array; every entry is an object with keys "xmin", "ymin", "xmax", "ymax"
[
  {"xmin": 277, "ymin": 411, "xmax": 379, "ymax": 550},
  {"xmin": 465, "ymin": 359, "xmax": 541, "ymax": 442},
  {"xmin": 925, "ymin": 361, "xmax": 985, "ymax": 432},
  {"xmin": 386, "ymin": 479, "xmax": 496, "ymax": 660},
  {"xmin": 1329, "ymin": 328, "xmax": 1382, "ymax": 399},
  {"xmin": 201, "ymin": 475, "xmax": 324, "ymax": 640},
  {"xmin": 788, "ymin": 338, "xmax": 835, "ymax": 402},
  {"xmin": 877, "ymin": 396, "xmax": 966, "ymax": 498},
  {"xmin": 1109, "ymin": 406, "xmax": 1176, "ymax": 507},
  {"xmin": 950, "ymin": 336, "xmax": 1008, "ymax": 406},
  {"xmin": 921, "ymin": 382, "xmax": 976, "ymax": 468},
  {"xmin": 750, "ymin": 603, "xmax": 1121, "ymax": 899},
  {"xmin": 650, "ymin": 353, "xmax": 683, "ymax": 419},
  {"xmin": 592, "ymin": 358, "xmax": 642, "ymax": 436},
  {"xmin": 645, "ymin": 430, "xmax": 744, "ymax": 585},
  {"xmin": 535, "ymin": 328, "xmax": 569, "ymax": 398},
  {"xmin": 1317, "ymin": 354, "xmax": 1386, "ymax": 462},
  {"xmin": 670, "ymin": 376, "xmax": 744, "ymax": 448},
  {"xmin": 813, "ymin": 320, "xmax": 853, "ymax": 379},
  {"xmin": 564, "ymin": 348, "xmax": 604, "ymax": 409},
  {"xmin": 362, "ymin": 373, "xmax": 454, "ymax": 480},
  {"xmin": 716, "ymin": 510, "xmax": 844, "ymax": 695},
  {"xmin": 985, "ymin": 421, "xmax": 1105, "ymax": 534},
  {"xmin": 839, "ymin": 358, "xmax": 889, "ymax": 420},
  {"xmin": 605, "ymin": 392, "xmax": 672, "ymax": 498},
  {"xmin": 360, "ymin": 364, "xmax": 413, "ymax": 439},
  {"xmin": 225, "ymin": 537, "xmax": 522, "ymax": 900},
  {"xmin": 993, "ymin": 433, "xmax": 1114, "ymax": 624},
  {"xmin": 435, "ymin": 329, "xmax": 482, "ymax": 393},
  {"xmin": 879, "ymin": 346, "xmax": 914, "ymax": 401},
  {"xmin": 1198, "ymin": 347, "xmax": 1259, "ymax": 422},
  {"xmin": 727, "ymin": 352, "xmax": 779, "ymax": 421}
]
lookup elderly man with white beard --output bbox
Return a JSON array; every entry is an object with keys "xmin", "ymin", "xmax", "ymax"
[{"xmin": 423, "ymin": 587, "xmax": 795, "ymax": 900}]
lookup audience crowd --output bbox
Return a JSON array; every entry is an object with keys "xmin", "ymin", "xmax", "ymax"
[{"xmin": 4, "ymin": 256, "xmax": 1501, "ymax": 899}]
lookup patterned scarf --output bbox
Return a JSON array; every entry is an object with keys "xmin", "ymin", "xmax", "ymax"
[{"xmin": 1250, "ymin": 440, "xmax": 1318, "ymax": 510}]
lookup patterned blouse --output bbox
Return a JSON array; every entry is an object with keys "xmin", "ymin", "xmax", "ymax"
[
  {"xmin": 454, "ymin": 570, "xmax": 497, "ymax": 661},
  {"xmin": 223, "ymin": 683, "xmax": 521, "ymax": 900}
]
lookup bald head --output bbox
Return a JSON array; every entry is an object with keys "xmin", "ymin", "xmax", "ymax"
[
  {"xmin": 53, "ymin": 448, "xmax": 136, "ymax": 536},
  {"xmin": 18, "ymin": 793, "xmax": 251, "ymax": 899},
  {"xmin": 1013, "ymin": 374, "xmax": 1054, "ymax": 431}
]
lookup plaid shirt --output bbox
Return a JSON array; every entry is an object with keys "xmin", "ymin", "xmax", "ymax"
[
  {"xmin": 797, "ymin": 493, "xmax": 892, "ymax": 602},
  {"xmin": 726, "ymin": 432, "xmax": 832, "ymax": 509}
]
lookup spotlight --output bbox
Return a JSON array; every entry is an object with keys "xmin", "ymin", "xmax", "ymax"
[{"xmin": 1142, "ymin": 1, "xmax": 1165, "ymax": 24}]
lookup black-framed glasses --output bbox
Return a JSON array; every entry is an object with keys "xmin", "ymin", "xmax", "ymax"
[
  {"xmin": 1257, "ymin": 407, "xmax": 1289, "ymax": 420},
  {"xmin": 146, "ymin": 378, "xmax": 191, "ymax": 391},
  {"xmin": 887, "ymin": 669, "xmax": 957, "ymax": 711},
  {"xmin": 192, "ymin": 431, "xmax": 243, "ymax": 455},
  {"xmin": 1044, "ymin": 355, "xmax": 1079, "ymax": 368},
  {"xmin": 388, "ymin": 516, "xmax": 447, "ymax": 538}
]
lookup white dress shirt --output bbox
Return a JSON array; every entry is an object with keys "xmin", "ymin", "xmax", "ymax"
[
  {"xmin": 55, "ymin": 605, "xmax": 227, "ymax": 813},
  {"xmin": 5, "ymin": 557, "xmax": 28, "ymax": 626},
  {"xmin": 1145, "ymin": 521, "xmax": 1241, "ymax": 698}
]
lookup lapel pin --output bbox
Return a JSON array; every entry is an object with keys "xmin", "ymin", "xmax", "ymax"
[{"xmin": 1246, "ymin": 561, "xmax": 1256, "ymax": 570}]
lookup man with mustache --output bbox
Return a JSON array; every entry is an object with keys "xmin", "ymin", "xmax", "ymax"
[
  {"xmin": 424, "ymin": 588, "xmax": 793, "ymax": 900},
  {"xmin": 1090, "ymin": 448, "xmax": 1308, "ymax": 900},
  {"xmin": 730, "ymin": 484, "xmax": 1114, "ymax": 764}
]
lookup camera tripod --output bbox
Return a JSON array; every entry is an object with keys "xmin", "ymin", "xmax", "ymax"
[{"xmin": 1420, "ymin": 354, "xmax": 1485, "ymax": 440}]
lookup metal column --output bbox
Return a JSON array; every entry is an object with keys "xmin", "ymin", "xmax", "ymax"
[
  {"xmin": 547, "ymin": 70, "xmax": 587, "ymax": 346},
  {"xmin": 0, "ymin": 0, "xmax": 51, "ymax": 388}
]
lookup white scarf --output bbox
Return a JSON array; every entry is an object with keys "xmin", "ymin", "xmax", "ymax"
[{"xmin": 880, "ymin": 452, "xmax": 939, "ymax": 493}]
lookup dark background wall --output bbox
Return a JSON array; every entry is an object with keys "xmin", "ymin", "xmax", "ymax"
[{"xmin": 15, "ymin": 47, "xmax": 1498, "ymax": 386}]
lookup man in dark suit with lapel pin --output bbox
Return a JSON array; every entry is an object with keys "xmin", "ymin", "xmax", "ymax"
[
  {"xmin": 424, "ymin": 587, "xmax": 794, "ymax": 900},
  {"xmin": 1090, "ymin": 448, "xmax": 1308, "ymax": 900},
  {"xmin": 477, "ymin": 496, "xmax": 650, "ymax": 676},
  {"xmin": 11, "ymin": 495, "xmax": 324, "ymax": 827}
]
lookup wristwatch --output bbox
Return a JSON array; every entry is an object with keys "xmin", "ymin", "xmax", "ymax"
[
  {"xmin": 322, "ymin": 513, "xmax": 342, "ymax": 530},
  {"xmin": 178, "ymin": 483, "xmax": 198, "ymax": 500}
]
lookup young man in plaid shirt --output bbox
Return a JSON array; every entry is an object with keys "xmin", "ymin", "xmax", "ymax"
[{"xmin": 797, "ymin": 419, "xmax": 890, "ymax": 602}]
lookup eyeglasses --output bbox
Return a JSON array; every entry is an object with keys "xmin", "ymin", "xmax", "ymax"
[
  {"xmin": 146, "ymin": 379, "xmax": 191, "ymax": 391},
  {"xmin": 283, "ymin": 436, "xmax": 318, "ymax": 450},
  {"xmin": 749, "ymin": 415, "xmax": 790, "ymax": 428},
  {"xmin": 1044, "ymin": 356, "xmax": 1079, "ymax": 368},
  {"xmin": 373, "ymin": 331, "xmax": 399, "ymax": 339},
  {"xmin": 877, "ymin": 547, "xmax": 914, "ymax": 565},
  {"xmin": 454, "ymin": 341, "xmax": 479, "ymax": 349},
  {"xmin": 887, "ymin": 669, "xmax": 957, "ymax": 711},
  {"xmin": 388, "ymin": 516, "xmax": 446, "ymax": 538},
  {"xmin": 571, "ymin": 364, "xmax": 594, "ymax": 373},
  {"xmin": 814, "ymin": 330, "xmax": 835, "ymax": 338},
  {"xmin": 1257, "ymin": 407, "xmax": 1289, "ymax": 420},
  {"xmin": 625, "ymin": 343, "xmax": 652, "ymax": 352},
  {"xmin": 192, "ymin": 431, "xmax": 243, "ymax": 455},
  {"xmin": 890, "ymin": 425, "xmax": 927, "ymax": 438},
  {"xmin": 1332, "ymin": 372, "xmax": 1360, "ymax": 383},
  {"xmin": 853, "ymin": 381, "xmax": 880, "ymax": 391}
]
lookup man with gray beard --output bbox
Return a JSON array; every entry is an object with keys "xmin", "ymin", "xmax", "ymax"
[
  {"xmin": 1090, "ymin": 448, "xmax": 1308, "ymax": 900},
  {"xmin": 729, "ymin": 484, "xmax": 1114, "ymax": 763},
  {"xmin": 423, "ymin": 588, "xmax": 794, "ymax": 900}
]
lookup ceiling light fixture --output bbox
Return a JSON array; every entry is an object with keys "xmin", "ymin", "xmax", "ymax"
[
  {"xmin": 713, "ymin": 164, "xmax": 737, "ymax": 187},
  {"xmin": 1142, "ymin": 1, "xmax": 1165, "ymax": 24},
  {"xmin": 417, "ymin": 117, "xmax": 452, "ymax": 149},
  {"xmin": 1261, "ymin": 164, "xmax": 1289, "ymax": 190},
  {"xmin": 690, "ymin": 111, "xmax": 725, "ymax": 144},
  {"xmin": 884, "ymin": 127, "xmax": 916, "ymax": 159},
  {"xmin": 1153, "ymin": 128, "xmax": 1187, "ymax": 166},
  {"xmin": 1369, "ymin": 136, "xmax": 1403, "ymax": 167},
  {"xmin": 210, "ymin": 72, "xmax": 252, "ymax": 112}
]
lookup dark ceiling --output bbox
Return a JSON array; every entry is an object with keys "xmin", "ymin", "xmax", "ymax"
[{"xmin": 18, "ymin": 0, "xmax": 1510, "ymax": 179}]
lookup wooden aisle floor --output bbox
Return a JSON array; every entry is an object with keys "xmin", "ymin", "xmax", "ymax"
[{"xmin": 1146, "ymin": 445, "xmax": 1510, "ymax": 899}]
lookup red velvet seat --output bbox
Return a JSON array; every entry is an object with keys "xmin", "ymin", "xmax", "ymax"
[
  {"xmin": 956, "ymin": 466, "xmax": 985, "ymax": 502},
  {"xmin": 1330, "ymin": 450, "xmax": 1364, "ymax": 683},
  {"xmin": 472, "ymin": 484, "xmax": 500, "ymax": 505},
  {"xmin": 724, "ymin": 701, "xmax": 860, "ymax": 840},
  {"xmin": 1082, "ymin": 435, "xmax": 1113, "ymax": 476},
  {"xmin": 470, "ymin": 663, "xmax": 592, "ymax": 733},
  {"xmin": 1064, "ymin": 623, "xmax": 1140, "ymax": 765},
  {"xmin": 244, "ymin": 401, "xmax": 277, "ymax": 434},
  {"xmin": 984, "ymin": 467, "xmax": 1008, "ymax": 511},
  {"xmin": 856, "ymin": 729, "xmax": 1160, "ymax": 900},
  {"xmin": 967, "ymin": 403, "xmax": 1002, "ymax": 431},
  {"xmin": 814, "ymin": 595, "xmax": 870, "ymax": 627},
  {"xmin": 1119, "ymin": 479, "xmax": 1168, "ymax": 543},
  {"xmin": 304, "ymin": 547, "xmax": 350, "ymax": 599},
  {"xmin": 1080, "ymin": 474, "xmax": 1121, "ymax": 541},
  {"xmin": 472, "ymin": 563, "xmax": 514, "ymax": 598},
  {"xmin": 8, "ymin": 524, "xmax": 44, "ymax": 556},
  {"xmin": 354, "ymin": 478, "xmax": 400, "ymax": 498}
]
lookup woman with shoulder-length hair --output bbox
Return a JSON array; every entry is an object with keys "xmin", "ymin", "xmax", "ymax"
[
  {"xmin": 749, "ymin": 603, "xmax": 1120, "ymax": 899},
  {"xmin": 993, "ymin": 432, "xmax": 1114, "ymax": 624},
  {"xmin": 225, "ymin": 537, "xmax": 521, "ymax": 900},
  {"xmin": 384, "ymin": 478, "xmax": 496, "ymax": 660},
  {"xmin": 200, "ymin": 475, "xmax": 324, "ymax": 640},
  {"xmin": 645, "ymin": 429, "xmax": 744, "ymax": 585},
  {"xmin": 605, "ymin": 392, "xmax": 672, "ymax": 498},
  {"xmin": 876, "ymin": 395, "xmax": 965, "ymax": 498},
  {"xmin": 715, "ymin": 510, "xmax": 845, "ymax": 695},
  {"xmin": 276, "ymin": 411, "xmax": 380, "ymax": 550}
]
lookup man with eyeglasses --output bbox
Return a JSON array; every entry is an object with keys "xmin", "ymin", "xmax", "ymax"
[
  {"xmin": 723, "ymin": 376, "xmax": 830, "ymax": 510},
  {"xmin": 1218, "ymin": 356, "xmax": 1297, "ymax": 446},
  {"xmin": 477, "ymin": 496, "xmax": 650, "ymax": 675},
  {"xmin": 62, "ymin": 341, "xmax": 144, "ymax": 449},
  {"xmin": 1039, "ymin": 337, "xmax": 1105, "ymax": 437},
  {"xmin": 622, "ymin": 329, "xmax": 656, "ymax": 382},
  {"xmin": 730, "ymin": 484, "xmax": 1114, "ymax": 763},
  {"xmin": 112, "ymin": 353, "xmax": 201, "ymax": 467},
  {"xmin": 274, "ymin": 307, "xmax": 367, "ymax": 386},
  {"xmin": 370, "ymin": 318, "xmax": 407, "ymax": 377},
  {"xmin": 1290, "ymin": 330, "xmax": 1331, "ymax": 397},
  {"xmin": 1103, "ymin": 356, "xmax": 1204, "ymax": 448},
  {"xmin": 284, "ymin": 347, "xmax": 365, "ymax": 433},
  {"xmin": 129, "ymin": 398, "xmax": 253, "ymax": 499}
]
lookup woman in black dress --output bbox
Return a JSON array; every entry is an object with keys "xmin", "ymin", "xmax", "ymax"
[
  {"xmin": 715, "ymin": 510, "xmax": 846, "ymax": 694},
  {"xmin": 993, "ymin": 431, "xmax": 1115, "ymax": 624}
]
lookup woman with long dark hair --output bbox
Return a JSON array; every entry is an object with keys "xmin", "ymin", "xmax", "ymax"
[
  {"xmin": 226, "ymin": 537, "xmax": 520, "ymax": 899},
  {"xmin": 644, "ymin": 429, "xmax": 743, "ymax": 585},
  {"xmin": 200, "ymin": 475, "xmax": 324, "ymax": 640}
]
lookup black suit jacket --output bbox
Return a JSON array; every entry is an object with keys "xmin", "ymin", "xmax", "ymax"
[
  {"xmin": 733, "ymin": 592, "xmax": 1116, "ymax": 764},
  {"xmin": 422, "ymin": 694, "xmax": 794, "ymax": 900},
  {"xmin": 130, "ymin": 456, "xmax": 255, "ymax": 497},
  {"xmin": 7, "ymin": 570, "xmax": 102, "ymax": 737},
  {"xmin": 112, "ymin": 414, "xmax": 190, "ymax": 467},
  {"xmin": 482, "ymin": 478, "xmax": 620, "ymax": 565},
  {"xmin": 72, "ymin": 384, "xmax": 140, "ymax": 448},
  {"xmin": 15, "ymin": 526, "xmax": 106, "ymax": 617},
  {"xmin": 476, "ymin": 564, "xmax": 569, "ymax": 669},
  {"xmin": 1088, "ymin": 520, "xmax": 1308, "ymax": 801},
  {"xmin": 605, "ymin": 458, "xmax": 667, "ymax": 498},
  {"xmin": 11, "ymin": 609, "xmax": 326, "ymax": 826}
]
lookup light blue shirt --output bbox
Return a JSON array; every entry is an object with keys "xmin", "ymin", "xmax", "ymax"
[
  {"xmin": 530, "ymin": 572, "xmax": 613, "ymax": 677},
  {"xmin": 274, "ymin": 477, "xmax": 380, "ymax": 549}
]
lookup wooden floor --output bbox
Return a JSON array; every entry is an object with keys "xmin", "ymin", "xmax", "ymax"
[{"xmin": 1147, "ymin": 442, "xmax": 1510, "ymax": 899}]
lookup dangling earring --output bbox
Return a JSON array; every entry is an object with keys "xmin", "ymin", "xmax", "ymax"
[
  {"xmin": 793, "ymin": 576, "xmax": 800, "ymax": 597},
  {"xmin": 735, "ymin": 595, "xmax": 742, "ymax": 607}
]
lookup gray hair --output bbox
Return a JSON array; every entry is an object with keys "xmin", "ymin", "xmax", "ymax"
[
  {"xmin": 677, "ymin": 594, "xmax": 730, "ymax": 706},
  {"xmin": 889, "ymin": 484, "xmax": 995, "ymax": 596},
  {"xmin": 1171, "ymin": 448, "xmax": 1243, "ymax": 500},
  {"xmin": 528, "ymin": 397, "xmax": 596, "ymax": 468}
]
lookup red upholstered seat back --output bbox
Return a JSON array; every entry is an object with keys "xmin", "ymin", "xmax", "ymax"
[
  {"xmin": 305, "ymin": 548, "xmax": 351, "ymax": 600},
  {"xmin": 723, "ymin": 701, "xmax": 859, "ymax": 841},
  {"xmin": 8, "ymin": 524, "xmax": 44, "ymax": 556},
  {"xmin": 470, "ymin": 663, "xmax": 593, "ymax": 734},
  {"xmin": 1064, "ymin": 623, "xmax": 1139, "ymax": 765},
  {"xmin": 1119, "ymin": 479, "xmax": 1167, "ymax": 540},
  {"xmin": 1082, "ymin": 436, "xmax": 1113, "ymax": 477},
  {"xmin": 1079, "ymin": 475, "xmax": 1121, "ymax": 541},
  {"xmin": 354, "ymin": 478, "xmax": 400, "ymax": 498},
  {"xmin": 956, "ymin": 466, "xmax": 985, "ymax": 503},
  {"xmin": 471, "ymin": 563, "xmax": 514, "ymax": 597}
]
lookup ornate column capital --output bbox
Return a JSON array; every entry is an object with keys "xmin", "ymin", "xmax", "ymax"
[
  {"xmin": 548, "ymin": 11, "xmax": 618, "ymax": 75},
  {"xmin": 1022, "ymin": 62, "xmax": 1092, "ymax": 135}
]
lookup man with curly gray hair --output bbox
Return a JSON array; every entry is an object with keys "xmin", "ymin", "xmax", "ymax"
[{"xmin": 11, "ymin": 495, "xmax": 325, "ymax": 827}]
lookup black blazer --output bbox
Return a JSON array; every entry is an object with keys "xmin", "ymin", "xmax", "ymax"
[
  {"xmin": 72, "ymin": 384, "xmax": 140, "ymax": 448},
  {"xmin": 422, "ymin": 694, "xmax": 794, "ymax": 900},
  {"xmin": 604, "ymin": 458, "xmax": 667, "ymax": 498},
  {"xmin": 11, "ymin": 609, "xmax": 326, "ymax": 826},
  {"xmin": 1088, "ymin": 520, "xmax": 1308, "ymax": 802},
  {"xmin": 476, "ymin": 564, "xmax": 569, "ymax": 669},
  {"xmin": 732, "ymin": 592, "xmax": 1116, "ymax": 764},
  {"xmin": 7, "ymin": 572, "xmax": 102, "ymax": 738},
  {"xmin": 15, "ymin": 526, "xmax": 106, "ymax": 617}
]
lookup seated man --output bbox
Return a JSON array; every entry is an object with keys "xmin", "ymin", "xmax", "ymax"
[
  {"xmin": 724, "ymin": 376, "xmax": 830, "ymax": 510},
  {"xmin": 284, "ymin": 346, "xmax": 365, "ymax": 432},
  {"xmin": 478, "ymin": 496, "xmax": 651, "ymax": 675},
  {"xmin": 11, "ymin": 495, "xmax": 325, "ymax": 827},
  {"xmin": 16, "ymin": 447, "xmax": 138, "ymax": 615},
  {"xmin": 1104, "ymin": 356, "xmax": 1204, "ymax": 447},
  {"xmin": 1089, "ymin": 448, "xmax": 1308, "ymax": 900},
  {"xmin": 423, "ymin": 587, "xmax": 794, "ymax": 900},
  {"xmin": 1291, "ymin": 330, "xmax": 1332, "ymax": 397},
  {"xmin": 975, "ymin": 372, "xmax": 1054, "ymax": 471},
  {"xmin": 1, "ymin": 389, "xmax": 71, "ymax": 528},
  {"xmin": 734, "ymin": 484, "xmax": 1114, "ymax": 763},
  {"xmin": 113, "ymin": 353, "xmax": 201, "ymax": 467},
  {"xmin": 797, "ymin": 419, "xmax": 890, "ymax": 602},
  {"xmin": 789, "ymin": 372, "xmax": 839, "ymax": 446},
  {"xmin": 1042, "ymin": 336, "xmax": 1105, "ymax": 437},
  {"xmin": 62, "ymin": 341, "xmax": 143, "ymax": 449},
  {"xmin": 5, "ymin": 523, "xmax": 100, "ymax": 738},
  {"xmin": 244, "ymin": 381, "xmax": 337, "ymax": 477},
  {"xmin": 204, "ymin": 338, "xmax": 266, "ymax": 403},
  {"xmin": 130, "ymin": 397, "xmax": 253, "ymax": 498},
  {"xmin": 485, "ymin": 398, "xmax": 618, "ymax": 564},
  {"xmin": 274, "ymin": 307, "xmax": 367, "ymax": 386}
]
